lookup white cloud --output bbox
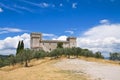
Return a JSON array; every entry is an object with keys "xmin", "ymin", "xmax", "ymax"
[
  {"xmin": 77, "ymin": 22, "xmax": 120, "ymax": 57},
  {"xmin": 100, "ymin": 19, "xmax": 110, "ymax": 24},
  {"xmin": 0, "ymin": 8, "xmax": 3, "ymax": 12},
  {"xmin": 14, "ymin": 5, "xmax": 33, "ymax": 12},
  {"xmin": 0, "ymin": 3, "xmax": 22, "ymax": 13},
  {"xmin": 40, "ymin": 2, "xmax": 49, "ymax": 8},
  {"xmin": 20, "ymin": 1, "xmax": 54, "ymax": 8},
  {"xmin": 65, "ymin": 30, "xmax": 74, "ymax": 34},
  {"xmin": 39, "ymin": 2, "xmax": 55, "ymax": 8},
  {"xmin": 0, "ymin": 27, "xmax": 25, "ymax": 34},
  {"xmin": 0, "ymin": 31, "xmax": 8, "ymax": 34},
  {"xmin": 0, "ymin": 49, "xmax": 16, "ymax": 55},
  {"xmin": 52, "ymin": 35, "xmax": 67, "ymax": 41},
  {"xmin": 84, "ymin": 24, "xmax": 120, "ymax": 39},
  {"xmin": 0, "ymin": 33, "xmax": 30, "ymax": 55},
  {"xmin": 43, "ymin": 33, "xmax": 55, "ymax": 37},
  {"xmin": 72, "ymin": 3, "xmax": 77, "ymax": 8}
]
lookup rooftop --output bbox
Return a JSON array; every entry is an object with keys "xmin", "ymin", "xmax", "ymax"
[{"xmin": 41, "ymin": 40, "xmax": 69, "ymax": 43}]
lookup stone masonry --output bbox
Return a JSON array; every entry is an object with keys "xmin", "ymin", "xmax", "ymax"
[{"xmin": 30, "ymin": 32, "xmax": 77, "ymax": 52}]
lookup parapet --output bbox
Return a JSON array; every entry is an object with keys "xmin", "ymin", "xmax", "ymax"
[
  {"xmin": 30, "ymin": 32, "xmax": 42, "ymax": 38},
  {"xmin": 67, "ymin": 37, "xmax": 76, "ymax": 41}
]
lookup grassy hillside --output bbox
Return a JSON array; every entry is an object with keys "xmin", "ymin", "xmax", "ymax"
[
  {"xmin": 0, "ymin": 56, "xmax": 119, "ymax": 80},
  {"xmin": 78, "ymin": 56, "xmax": 120, "ymax": 65},
  {"xmin": 0, "ymin": 58, "xmax": 87, "ymax": 80}
]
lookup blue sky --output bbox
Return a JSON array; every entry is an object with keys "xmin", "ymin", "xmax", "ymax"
[{"xmin": 0, "ymin": 0, "xmax": 120, "ymax": 57}]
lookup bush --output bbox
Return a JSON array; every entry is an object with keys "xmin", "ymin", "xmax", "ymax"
[
  {"xmin": 8, "ymin": 54, "xmax": 17, "ymax": 66},
  {"xmin": 34, "ymin": 50, "xmax": 46, "ymax": 59},
  {"xmin": 94, "ymin": 51, "xmax": 104, "ymax": 59},
  {"xmin": 109, "ymin": 52, "xmax": 120, "ymax": 60}
]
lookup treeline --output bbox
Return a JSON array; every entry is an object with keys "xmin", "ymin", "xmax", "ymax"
[
  {"xmin": 49, "ymin": 47, "xmax": 104, "ymax": 59},
  {"xmin": 109, "ymin": 52, "xmax": 120, "ymax": 61},
  {"xmin": 0, "ymin": 48, "xmax": 104, "ymax": 68},
  {"xmin": 0, "ymin": 49, "xmax": 47, "ymax": 67},
  {"xmin": 0, "ymin": 41, "xmax": 105, "ymax": 68},
  {"xmin": 0, "ymin": 55, "xmax": 10, "ymax": 67}
]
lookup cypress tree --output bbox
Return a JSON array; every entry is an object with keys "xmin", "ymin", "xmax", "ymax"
[
  {"xmin": 16, "ymin": 41, "xmax": 21, "ymax": 55},
  {"xmin": 21, "ymin": 40, "xmax": 24, "ymax": 50},
  {"xmin": 16, "ymin": 40, "xmax": 24, "ymax": 55}
]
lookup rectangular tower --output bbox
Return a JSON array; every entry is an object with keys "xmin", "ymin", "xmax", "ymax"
[
  {"xmin": 30, "ymin": 32, "xmax": 42, "ymax": 50},
  {"xmin": 67, "ymin": 37, "xmax": 77, "ymax": 48}
]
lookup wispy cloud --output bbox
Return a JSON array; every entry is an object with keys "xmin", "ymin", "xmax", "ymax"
[
  {"xmin": 20, "ymin": 0, "xmax": 40, "ymax": 7},
  {"xmin": 52, "ymin": 35, "xmax": 67, "ymax": 41},
  {"xmin": 72, "ymin": 3, "xmax": 77, "ymax": 8},
  {"xmin": 0, "ymin": 27, "xmax": 25, "ymax": 34},
  {"xmin": 0, "ymin": 8, "xmax": 3, "ymax": 12},
  {"xmin": 20, "ymin": 0, "xmax": 55, "ymax": 8},
  {"xmin": 40, "ymin": 3, "xmax": 49, "ymax": 8},
  {"xmin": 65, "ymin": 30, "xmax": 74, "ymax": 34},
  {"xmin": 100, "ymin": 19, "xmax": 110, "ymax": 24},
  {"xmin": 43, "ymin": 33, "xmax": 56, "ymax": 37},
  {"xmin": 0, "ymin": 31, "xmax": 8, "ymax": 34},
  {"xmin": 14, "ymin": 5, "xmax": 33, "ymax": 12},
  {"xmin": 0, "ymin": 2, "xmax": 22, "ymax": 13}
]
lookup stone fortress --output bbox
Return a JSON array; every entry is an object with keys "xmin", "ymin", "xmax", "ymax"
[{"xmin": 30, "ymin": 32, "xmax": 77, "ymax": 52}]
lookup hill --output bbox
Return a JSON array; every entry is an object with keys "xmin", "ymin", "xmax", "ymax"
[
  {"xmin": 0, "ymin": 55, "xmax": 9, "ymax": 59},
  {"xmin": 0, "ymin": 57, "xmax": 120, "ymax": 80},
  {"xmin": 0, "ymin": 58, "xmax": 87, "ymax": 80}
]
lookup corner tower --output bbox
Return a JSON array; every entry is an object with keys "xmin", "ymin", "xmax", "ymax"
[
  {"xmin": 30, "ymin": 32, "xmax": 42, "ymax": 50},
  {"xmin": 67, "ymin": 37, "xmax": 77, "ymax": 48}
]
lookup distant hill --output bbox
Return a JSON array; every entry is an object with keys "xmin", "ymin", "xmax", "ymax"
[{"xmin": 0, "ymin": 55, "xmax": 9, "ymax": 59}]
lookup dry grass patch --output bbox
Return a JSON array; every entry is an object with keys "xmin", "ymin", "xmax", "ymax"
[
  {"xmin": 79, "ymin": 56, "xmax": 120, "ymax": 66},
  {"xmin": 0, "ymin": 58, "xmax": 88, "ymax": 80},
  {"xmin": 58, "ymin": 70, "xmax": 88, "ymax": 80}
]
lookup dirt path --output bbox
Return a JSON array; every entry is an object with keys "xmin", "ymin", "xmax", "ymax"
[{"xmin": 54, "ymin": 59, "xmax": 120, "ymax": 80}]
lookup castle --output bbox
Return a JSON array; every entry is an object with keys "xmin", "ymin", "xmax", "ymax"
[{"xmin": 30, "ymin": 32, "xmax": 77, "ymax": 52}]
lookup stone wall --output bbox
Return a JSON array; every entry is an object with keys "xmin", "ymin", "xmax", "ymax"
[{"xmin": 30, "ymin": 32, "xmax": 77, "ymax": 52}]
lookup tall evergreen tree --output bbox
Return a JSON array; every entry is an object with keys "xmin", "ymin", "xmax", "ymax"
[
  {"xmin": 16, "ymin": 40, "xmax": 24, "ymax": 55},
  {"xmin": 16, "ymin": 41, "xmax": 21, "ymax": 55},
  {"xmin": 21, "ymin": 40, "xmax": 24, "ymax": 50}
]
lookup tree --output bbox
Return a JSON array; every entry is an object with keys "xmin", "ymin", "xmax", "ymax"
[
  {"xmin": 16, "ymin": 41, "xmax": 21, "ymax": 55},
  {"xmin": 63, "ymin": 48, "xmax": 71, "ymax": 58},
  {"xmin": 109, "ymin": 52, "xmax": 120, "ymax": 60},
  {"xmin": 16, "ymin": 50, "xmax": 24, "ymax": 64},
  {"xmin": 57, "ymin": 42, "xmax": 63, "ymax": 48},
  {"xmin": 49, "ymin": 49, "xmax": 59, "ymax": 59},
  {"xmin": 94, "ymin": 51, "xmax": 104, "ymax": 59},
  {"xmin": 73, "ymin": 47, "xmax": 82, "ymax": 58},
  {"xmin": 0, "ymin": 58, "xmax": 4, "ymax": 67},
  {"xmin": 23, "ymin": 49, "xmax": 31, "ymax": 67},
  {"xmin": 9, "ymin": 54, "xmax": 16, "ymax": 66},
  {"xmin": 21, "ymin": 40, "xmax": 24, "ymax": 50},
  {"xmin": 16, "ymin": 40, "xmax": 25, "ymax": 64},
  {"xmin": 16, "ymin": 40, "xmax": 24, "ymax": 55}
]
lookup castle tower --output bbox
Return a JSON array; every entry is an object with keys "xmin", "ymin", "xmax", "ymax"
[
  {"xmin": 67, "ymin": 37, "xmax": 77, "ymax": 48},
  {"xmin": 30, "ymin": 32, "xmax": 42, "ymax": 50}
]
